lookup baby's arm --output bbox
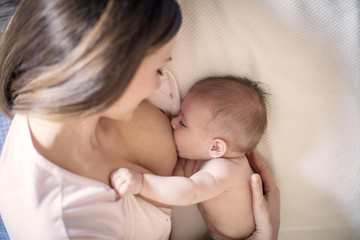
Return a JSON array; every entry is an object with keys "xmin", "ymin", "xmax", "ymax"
[
  {"xmin": 173, "ymin": 158, "xmax": 203, "ymax": 177},
  {"xmin": 111, "ymin": 158, "xmax": 233, "ymax": 206}
]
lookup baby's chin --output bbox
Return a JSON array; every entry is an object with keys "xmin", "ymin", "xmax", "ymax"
[
  {"xmin": 176, "ymin": 150, "xmax": 186, "ymax": 159},
  {"xmin": 177, "ymin": 152, "xmax": 197, "ymax": 160},
  {"xmin": 176, "ymin": 148, "xmax": 205, "ymax": 160}
]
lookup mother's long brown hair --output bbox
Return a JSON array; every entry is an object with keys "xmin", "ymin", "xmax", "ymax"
[{"xmin": 0, "ymin": 0, "xmax": 181, "ymax": 120}]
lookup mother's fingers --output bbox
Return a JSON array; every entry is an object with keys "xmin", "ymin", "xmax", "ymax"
[
  {"xmin": 247, "ymin": 151, "xmax": 265, "ymax": 174},
  {"xmin": 246, "ymin": 152, "xmax": 257, "ymax": 173},
  {"xmin": 250, "ymin": 174, "xmax": 266, "ymax": 211},
  {"xmin": 247, "ymin": 151, "xmax": 276, "ymax": 193}
]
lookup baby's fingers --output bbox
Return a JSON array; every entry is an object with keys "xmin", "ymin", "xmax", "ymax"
[
  {"xmin": 118, "ymin": 181, "xmax": 132, "ymax": 197},
  {"xmin": 110, "ymin": 168, "xmax": 134, "ymax": 196}
]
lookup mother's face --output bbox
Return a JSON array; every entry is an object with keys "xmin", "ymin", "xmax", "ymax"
[{"xmin": 102, "ymin": 38, "xmax": 176, "ymax": 121}]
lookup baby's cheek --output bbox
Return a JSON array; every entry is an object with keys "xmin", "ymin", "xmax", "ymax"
[{"xmin": 173, "ymin": 134, "xmax": 182, "ymax": 151}]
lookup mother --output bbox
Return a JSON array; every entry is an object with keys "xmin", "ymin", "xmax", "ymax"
[{"xmin": 0, "ymin": 0, "xmax": 279, "ymax": 239}]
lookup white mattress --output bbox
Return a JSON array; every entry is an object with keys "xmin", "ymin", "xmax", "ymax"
[{"xmin": 169, "ymin": 1, "xmax": 360, "ymax": 239}]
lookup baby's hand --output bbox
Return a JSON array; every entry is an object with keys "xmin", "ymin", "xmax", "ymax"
[{"xmin": 110, "ymin": 168, "xmax": 143, "ymax": 197}]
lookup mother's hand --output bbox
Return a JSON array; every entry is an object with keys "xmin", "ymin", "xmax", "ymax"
[{"xmin": 246, "ymin": 152, "xmax": 280, "ymax": 240}]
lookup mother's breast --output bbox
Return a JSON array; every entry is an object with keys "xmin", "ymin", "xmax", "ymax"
[{"xmin": 113, "ymin": 100, "xmax": 177, "ymax": 176}]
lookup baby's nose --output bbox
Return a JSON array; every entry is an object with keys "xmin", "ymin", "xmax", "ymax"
[{"xmin": 171, "ymin": 116, "xmax": 179, "ymax": 129}]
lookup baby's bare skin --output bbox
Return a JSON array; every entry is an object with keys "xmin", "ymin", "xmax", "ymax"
[
  {"xmin": 178, "ymin": 156, "xmax": 255, "ymax": 239},
  {"xmin": 112, "ymin": 155, "xmax": 255, "ymax": 239},
  {"xmin": 111, "ymin": 77, "xmax": 267, "ymax": 239}
]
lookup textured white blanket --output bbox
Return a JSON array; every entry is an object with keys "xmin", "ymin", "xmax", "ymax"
[{"xmin": 170, "ymin": 1, "xmax": 360, "ymax": 239}]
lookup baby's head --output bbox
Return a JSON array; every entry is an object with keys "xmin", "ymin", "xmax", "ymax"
[{"xmin": 171, "ymin": 76, "xmax": 268, "ymax": 160}]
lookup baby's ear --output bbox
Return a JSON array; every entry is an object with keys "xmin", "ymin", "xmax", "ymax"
[{"xmin": 208, "ymin": 138, "xmax": 227, "ymax": 158}]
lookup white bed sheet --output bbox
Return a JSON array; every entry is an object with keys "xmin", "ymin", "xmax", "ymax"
[{"xmin": 169, "ymin": 1, "xmax": 360, "ymax": 239}]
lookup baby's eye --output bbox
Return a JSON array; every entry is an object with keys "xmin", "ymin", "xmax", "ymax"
[
  {"xmin": 157, "ymin": 69, "xmax": 163, "ymax": 76},
  {"xmin": 180, "ymin": 120, "xmax": 186, "ymax": 127}
]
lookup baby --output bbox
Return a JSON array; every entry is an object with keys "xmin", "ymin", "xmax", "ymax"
[{"xmin": 111, "ymin": 76, "xmax": 268, "ymax": 240}]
